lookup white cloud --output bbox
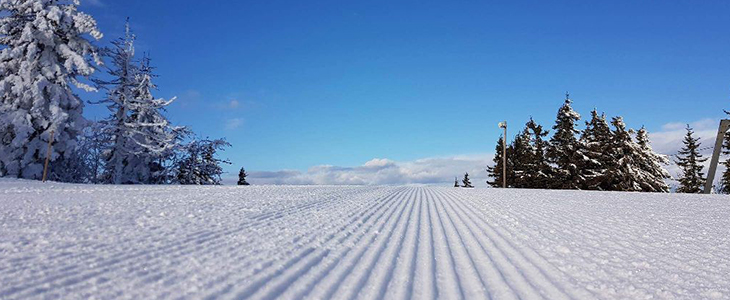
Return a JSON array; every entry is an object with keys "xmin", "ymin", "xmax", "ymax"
[
  {"xmin": 649, "ymin": 118, "xmax": 718, "ymax": 156},
  {"xmin": 648, "ymin": 118, "xmax": 724, "ymax": 188},
  {"xmin": 83, "ymin": 0, "xmax": 104, "ymax": 7},
  {"xmin": 225, "ymin": 118, "xmax": 243, "ymax": 130},
  {"xmin": 248, "ymin": 154, "xmax": 493, "ymax": 186},
  {"xmin": 228, "ymin": 100, "xmax": 240, "ymax": 109}
]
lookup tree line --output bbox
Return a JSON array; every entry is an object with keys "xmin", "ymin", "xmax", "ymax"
[
  {"xmin": 0, "ymin": 1, "xmax": 234, "ymax": 185},
  {"xmin": 486, "ymin": 94, "xmax": 720, "ymax": 193}
]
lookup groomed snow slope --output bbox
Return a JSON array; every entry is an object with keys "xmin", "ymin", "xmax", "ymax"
[{"xmin": 1, "ymin": 180, "xmax": 729, "ymax": 300}]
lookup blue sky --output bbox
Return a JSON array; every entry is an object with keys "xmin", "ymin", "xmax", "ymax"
[{"xmin": 80, "ymin": 1, "xmax": 730, "ymax": 184}]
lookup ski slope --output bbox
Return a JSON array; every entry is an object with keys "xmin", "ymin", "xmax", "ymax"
[{"xmin": 1, "ymin": 180, "xmax": 729, "ymax": 299}]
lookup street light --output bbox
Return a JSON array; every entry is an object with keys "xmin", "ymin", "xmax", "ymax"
[{"xmin": 498, "ymin": 121, "xmax": 507, "ymax": 188}]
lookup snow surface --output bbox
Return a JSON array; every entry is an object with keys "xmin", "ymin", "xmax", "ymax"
[{"xmin": 1, "ymin": 179, "xmax": 729, "ymax": 299}]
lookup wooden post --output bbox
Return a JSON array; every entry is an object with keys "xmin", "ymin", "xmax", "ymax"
[
  {"xmin": 704, "ymin": 119, "xmax": 730, "ymax": 194},
  {"xmin": 42, "ymin": 129, "xmax": 54, "ymax": 182}
]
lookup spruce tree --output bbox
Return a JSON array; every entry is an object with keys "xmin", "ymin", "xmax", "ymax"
[
  {"xmin": 603, "ymin": 117, "xmax": 647, "ymax": 191},
  {"xmin": 97, "ymin": 23, "xmax": 183, "ymax": 184},
  {"xmin": 578, "ymin": 109, "xmax": 613, "ymax": 190},
  {"xmin": 510, "ymin": 127, "xmax": 533, "ymax": 188},
  {"xmin": 487, "ymin": 136, "xmax": 513, "ymax": 188},
  {"xmin": 547, "ymin": 93, "xmax": 586, "ymax": 189},
  {"xmin": 238, "ymin": 167, "xmax": 250, "ymax": 185},
  {"xmin": 675, "ymin": 125, "xmax": 707, "ymax": 193},
  {"xmin": 461, "ymin": 172, "xmax": 474, "ymax": 188},
  {"xmin": 523, "ymin": 118, "xmax": 552, "ymax": 189},
  {"xmin": 635, "ymin": 127, "xmax": 670, "ymax": 192},
  {"xmin": 454, "ymin": 177, "xmax": 460, "ymax": 188},
  {"xmin": 0, "ymin": 0, "xmax": 102, "ymax": 179},
  {"xmin": 176, "ymin": 138, "xmax": 231, "ymax": 185}
]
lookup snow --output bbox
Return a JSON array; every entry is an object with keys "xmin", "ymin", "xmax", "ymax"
[{"xmin": 1, "ymin": 179, "xmax": 729, "ymax": 299}]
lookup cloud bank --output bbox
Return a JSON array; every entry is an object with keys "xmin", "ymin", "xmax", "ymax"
[{"xmin": 249, "ymin": 155, "xmax": 491, "ymax": 186}]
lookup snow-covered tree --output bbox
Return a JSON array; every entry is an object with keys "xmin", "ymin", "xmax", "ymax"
[
  {"xmin": 97, "ymin": 23, "xmax": 183, "ymax": 184},
  {"xmin": 454, "ymin": 177, "xmax": 459, "ymax": 187},
  {"xmin": 603, "ymin": 117, "xmax": 650, "ymax": 192},
  {"xmin": 635, "ymin": 126, "xmax": 670, "ymax": 192},
  {"xmin": 176, "ymin": 138, "xmax": 231, "ymax": 185},
  {"xmin": 126, "ymin": 55, "xmax": 185, "ymax": 184},
  {"xmin": 547, "ymin": 93, "xmax": 586, "ymax": 189},
  {"xmin": 578, "ymin": 109, "xmax": 613, "ymax": 190},
  {"xmin": 675, "ymin": 125, "xmax": 707, "ymax": 193},
  {"xmin": 0, "ymin": 0, "xmax": 102, "ymax": 179},
  {"xmin": 461, "ymin": 172, "xmax": 473, "ymax": 188},
  {"xmin": 237, "ymin": 167, "xmax": 250, "ymax": 185}
]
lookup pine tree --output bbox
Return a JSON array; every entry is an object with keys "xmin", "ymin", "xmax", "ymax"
[
  {"xmin": 454, "ymin": 177, "xmax": 460, "ymax": 188},
  {"xmin": 675, "ymin": 125, "xmax": 707, "ymax": 193},
  {"xmin": 634, "ymin": 127, "xmax": 670, "ymax": 192},
  {"xmin": 127, "ymin": 55, "xmax": 186, "ymax": 184},
  {"xmin": 547, "ymin": 93, "xmax": 586, "ymax": 189},
  {"xmin": 510, "ymin": 127, "xmax": 533, "ymax": 188},
  {"xmin": 523, "ymin": 118, "xmax": 553, "ymax": 189},
  {"xmin": 176, "ymin": 138, "xmax": 231, "ymax": 185},
  {"xmin": 0, "ymin": 0, "xmax": 102, "ymax": 179},
  {"xmin": 578, "ymin": 110, "xmax": 613, "ymax": 190},
  {"xmin": 97, "ymin": 23, "xmax": 183, "ymax": 184},
  {"xmin": 461, "ymin": 172, "xmax": 474, "ymax": 188},
  {"xmin": 238, "ymin": 167, "xmax": 250, "ymax": 185},
  {"xmin": 603, "ymin": 117, "xmax": 649, "ymax": 191},
  {"xmin": 487, "ymin": 136, "xmax": 513, "ymax": 188}
]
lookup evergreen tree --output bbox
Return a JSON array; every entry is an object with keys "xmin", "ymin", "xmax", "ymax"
[
  {"xmin": 127, "ymin": 55, "xmax": 186, "ymax": 184},
  {"xmin": 486, "ymin": 136, "xmax": 513, "ymax": 188},
  {"xmin": 461, "ymin": 172, "xmax": 474, "ymax": 188},
  {"xmin": 578, "ymin": 109, "xmax": 613, "ymax": 190},
  {"xmin": 97, "ymin": 23, "xmax": 183, "ymax": 184},
  {"xmin": 523, "ymin": 118, "xmax": 552, "ymax": 189},
  {"xmin": 454, "ymin": 177, "xmax": 460, "ymax": 188},
  {"xmin": 238, "ymin": 167, "xmax": 250, "ymax": 185},
  {"xmin": 510, "ymin": 127, "xmax": 533, "ymax": 188},
  {"xmin": 634, "ymin": 127, "xmax": 670, "ymax": 192},
  {"xmin": 603, "ymin": 117, "xmax": 649, "ymax": 191},
  {"xmin": 0, "ymin": 0, "xmax": 102, "ymax": 179},
  {"xmin": 675, "ymin": 125, "xmax": 707, "ymax": 193},
  {"xmin": 176, "ymin": 138, "xmax": 231, "ymax": 185},
  {"xmin": 547, "ymin": 93, "xmax": 586, "ymax": 189}
]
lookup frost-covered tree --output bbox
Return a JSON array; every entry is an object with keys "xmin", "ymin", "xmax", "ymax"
[
  {"xmin": 578, "ymin": 109, "xmax": 613, "ymax": 190},
  {"xmin": 603, "ymin": 117, "xmax": 650, "ymax": 192},
  {"xmin": 461, "ymin": 172, "xmax": 473, "ymax": 188},
  {"xmin": 127, "ymin": 55, "xmax": 185, "ymax": 184},
  {"xmin": 675, "ymin": 125, "xmax": 707, "ymax": 193},
  {"xmin": 0, "ymin": 0, "xmax": 102, "ymax": 179},
  {"xmin": 454, "ymin": 177, "xmax": 459, "ymax": 188},
  {"xmin": 237, "ymin": 167, "xmax": 250, "ymax": 185},
  {"xmin": 635, "ymin": 127, "xmax": 670, "ymax": 192},
  {"xmin": 547, "ymin": 93, "xmax": 586, "ymax": 189},
  {"xmin": 176, "ymin": 138, "xmax": 231, "ymax": 185},
  {"xmin": 97, "ymin": 23, "xmax": 183, "ymax": 184}
]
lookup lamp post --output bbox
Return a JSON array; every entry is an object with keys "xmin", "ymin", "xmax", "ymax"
[{"xmin": 498, "ymin": 121, "xmax": 507, "ymax": 188}]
